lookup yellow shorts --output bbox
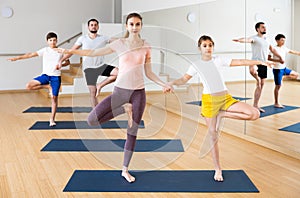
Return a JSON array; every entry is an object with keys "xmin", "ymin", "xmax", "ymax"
[{"xmin": 201, "ymin": 93, "xmax": 239, "ymax": 118}]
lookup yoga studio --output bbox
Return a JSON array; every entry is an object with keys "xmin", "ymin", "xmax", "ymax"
[{"xmin": 0, "ymin": 0, "xmax": 299, "ymax": 197}]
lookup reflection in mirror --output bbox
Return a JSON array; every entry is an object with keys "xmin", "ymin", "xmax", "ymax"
[{"xmin": 244, "ymin": 0, "xmax": 300, "ymax": 157}]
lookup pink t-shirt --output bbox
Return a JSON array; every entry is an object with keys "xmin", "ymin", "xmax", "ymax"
[{"xmin": 109, "ymin": 39, "xmax": 151, "ymax": 90}]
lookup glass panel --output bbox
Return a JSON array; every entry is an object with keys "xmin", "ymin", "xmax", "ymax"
[
  {"xmin": 122, "ymin": 0, "xmax": 300, "ymax": 159},
  {"xmin": 244, "ymin": 0, "xmax": 300, "ymax": 157}
]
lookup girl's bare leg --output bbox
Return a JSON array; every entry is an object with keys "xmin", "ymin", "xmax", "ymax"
[
  {"xmin": 221, "ymin": 102, "xmax": 260, "ymax": 121},
  {"xmin": 204, "ymin": 102, "xmax": 260, "ymax": 181},
  {"xmin": 205, "ymin": 117, "xmax": 223, "ymax": 182}
]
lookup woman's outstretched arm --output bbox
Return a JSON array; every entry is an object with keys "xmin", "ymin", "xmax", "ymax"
[{"xmin": 55, "ymin": 45, "xmax": 114, "ymax": 57}]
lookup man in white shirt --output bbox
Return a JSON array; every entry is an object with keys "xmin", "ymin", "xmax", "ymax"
[
  {"xmin": 233, "ymin": 22, "xmax": 283, "ymax": 112},
  {"xmin": 59, "ymin": 19, "xmax": 118, "ymax": 108}
]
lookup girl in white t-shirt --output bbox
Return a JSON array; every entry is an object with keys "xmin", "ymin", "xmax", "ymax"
[{"xmin": 169, "ymin": 35, "xmax": 273, "ymax": 182}]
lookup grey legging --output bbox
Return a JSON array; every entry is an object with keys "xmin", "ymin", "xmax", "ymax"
[{"xmin": 87, "ymin": 86, "xmax": 146, "ymax": 167}]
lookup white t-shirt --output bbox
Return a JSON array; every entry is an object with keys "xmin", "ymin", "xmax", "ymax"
[
  {"xmin": 75, "ymin": 34, "xmax": 110, "ymax": 70},
  {"xmin": 37, "ymin": 47, "xmax": 63, "ymax": 76},
  {"xmin": 186, "ymin": 56, "xmax": 232, "ymax": 94},
  {"xmin": 250, "ymin": 35, "xmax": 271, "ymax": 61},
  {"xmin": 271, "ymin": 45, "xmax": 290, "ymax": 69}
]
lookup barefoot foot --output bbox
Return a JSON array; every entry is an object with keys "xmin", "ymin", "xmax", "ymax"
[
  {"xmin": 274, "ymin": 104, "xmax": 285, "ymax": 108},
  {"xmin": 49, "ymin": 119, "xmax": 56, "ymax": 127},
  {"xmin": 214, "ymin": 170, "xmax": 223, "ymax": 182},
  {"xmin": 123, "ymin": 103, "xmax": 133, "ymax": 128},
  {"xmin": 121, "ymin": 171, "xmax": 135, "ymax": 183}
]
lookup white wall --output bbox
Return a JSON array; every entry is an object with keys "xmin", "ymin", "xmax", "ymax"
[
  {"xmin": 295, "ymin": 0, "xmax": 300, "ymax": 51},
  {"xmin": 122, "ymin": 0, "xmax": 216, "ymax": 15},
  {"xmin": 294, "ymin": 0, "xmax": 300, "ymax": 74},
  {"xmin": 0, "ymin": 0, "xmax": 114, "ymax": 90}
]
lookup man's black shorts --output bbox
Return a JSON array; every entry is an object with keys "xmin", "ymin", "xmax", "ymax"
[
  {"xmin": 257, "ymin": 64, "xmax": 267, "ymax": 79},
  {"xmin": 84, "ymin": 64, "xmax": 115, "ymax": 86}
]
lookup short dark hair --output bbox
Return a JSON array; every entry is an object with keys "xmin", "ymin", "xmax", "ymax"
[
  {"xmin": 88, "ymin": 18, "xmax": 99, "ymax": 26},
  {"xmin": 275, "ymin": 34, "xmax": 286, "ymax": 41},
  {"xmin": 198, "ymin": 35, "xmax": 214, "ymax": 47},
  {"xmin": 255, "ymin": 22, "xmax": 265, "ymax": 32},
  {"xmin": 46, "ymin": 32, "xmax": 57, "ymax": 40}
]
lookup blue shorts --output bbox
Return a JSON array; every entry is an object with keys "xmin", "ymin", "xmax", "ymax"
[
  {"xmin": 273, "ymin": 68, "xmax": 292, "ymax": 85},
  {"xmin": 34, "ymin": 74, "xmax": 61, "ymax": 96}
]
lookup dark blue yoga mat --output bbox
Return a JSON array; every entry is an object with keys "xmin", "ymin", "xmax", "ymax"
[
  {"xmin": 41, "ymin": 139, "xmax": 184, "ymax": 152},
  {"xmin": 279, "ymin": 122, "xmax": 300, "ymax": 134},
  {"xmin": 29, "ymin": 120, "xmax": 145, "ymax": 130},
  {"xmin": 260, "ymin": 105, "xmax": 299, "ymax": 118},
  {"xmin": 63, "ymin": 170, "xmax": 259, "ymax": 193},
  {"xmin": 23, "ymin": 106, "xmax": 92, "ymax": 113},
  {"xmin": 186, "ymin": 96, "xmax": 251, "ymax": 106}
]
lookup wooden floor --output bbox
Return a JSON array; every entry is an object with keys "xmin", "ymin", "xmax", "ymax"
[{"xmin": 0, "ymin": 80, "xmax": 300, "ymax": 197}]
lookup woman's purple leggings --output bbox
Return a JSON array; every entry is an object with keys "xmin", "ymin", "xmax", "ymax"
[{"xmin": 87, "ymin": 86, "xmax": 146, "ymax": 167}]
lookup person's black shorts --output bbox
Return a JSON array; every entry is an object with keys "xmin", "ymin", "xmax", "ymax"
[
  {"xmin": 257, "ymin": 64, "xmax": 267, "ymax": 79},
  {"xmin": 84, "ymin": 64, "xmax": 115, "ymax": 86}
]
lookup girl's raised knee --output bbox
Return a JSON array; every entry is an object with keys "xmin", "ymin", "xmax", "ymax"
[{"xmin": 250, "ymin": 109, "xmax": 260, "ymax": 120}]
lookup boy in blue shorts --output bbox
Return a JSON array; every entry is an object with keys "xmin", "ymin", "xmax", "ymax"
[
  {"xmin": 8, "ymin": 32, "xmax": 70, "ymax": 126},
  {"xmin": 268, "ymin": 34, "xmax": 299, "ymax": 108}
]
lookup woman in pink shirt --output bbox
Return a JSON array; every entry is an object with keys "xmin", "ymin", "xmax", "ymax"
[{"xmin": 56, "ymin": 13, "xmax": 173, "ymax": 183}]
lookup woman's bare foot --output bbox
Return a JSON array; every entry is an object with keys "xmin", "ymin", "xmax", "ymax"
[
  {"xmin": 49, "ymin": 119, "xmax": 56, "ymax": 127},
  {"xmin": 214, "ymin": 170, "xmax": 223, "ymax": 182},
  {"xmin": 121, "ymin": 170, "xmax": 135, "ymax": 183},
  {"xmin": 123, "ymin": 103, "xmax": 133, "ymax": 128},
  {"xmin": 274, "ymin": 103, "xmax": 285, "ymax": 108}
]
